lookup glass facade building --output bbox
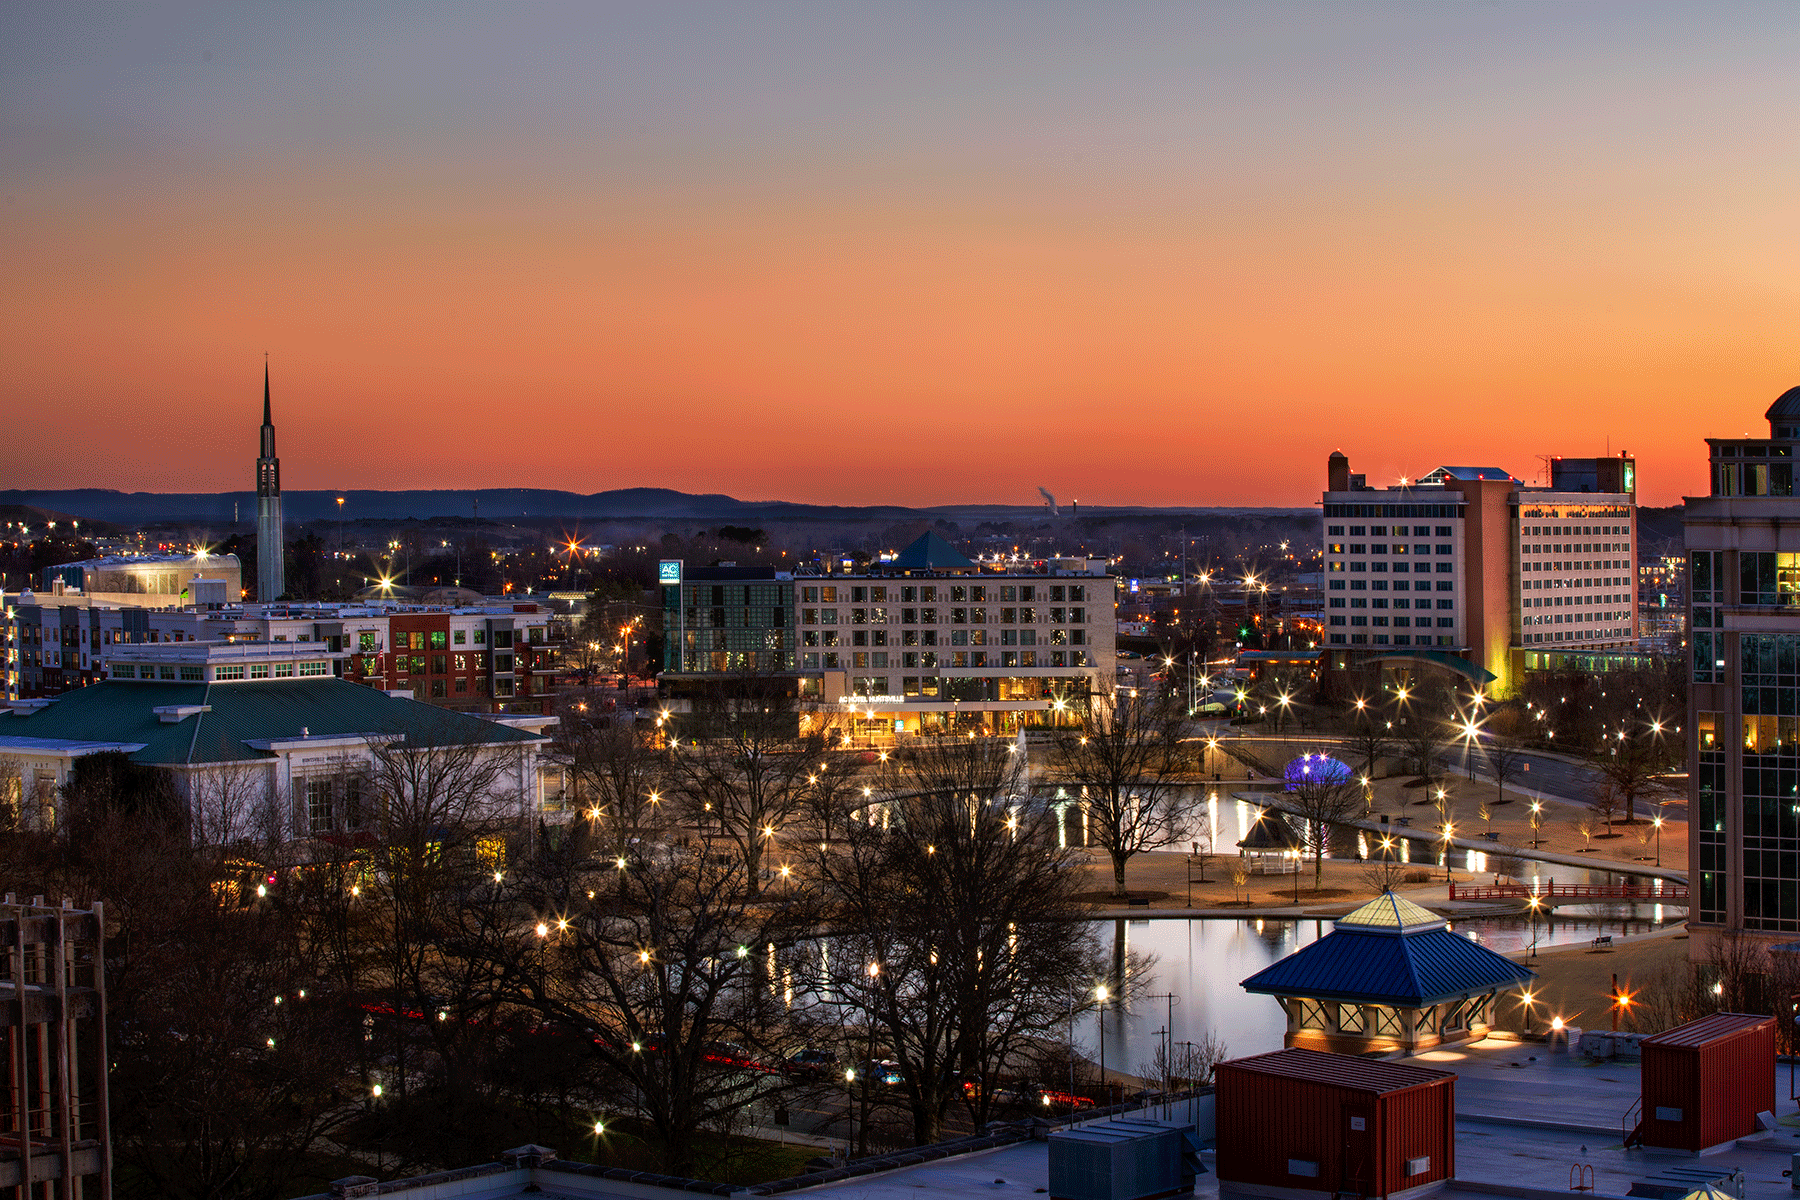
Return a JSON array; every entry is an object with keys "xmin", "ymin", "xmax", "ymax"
[{"xmin": 1684, "ymin": 386, "xmax": 1800, "ymax": 941}]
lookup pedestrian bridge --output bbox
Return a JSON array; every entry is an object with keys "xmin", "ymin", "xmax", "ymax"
[{"xmin": 1446, "ymin": 880, "xmax": 1688, "ymax": 907}]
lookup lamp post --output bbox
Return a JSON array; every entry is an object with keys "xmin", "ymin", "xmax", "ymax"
[
  {"xmin": 1526, "ymin": 893, "xmax": 1542, "ymax": 959},
  {"xmin": 1441, "ymin": 823, "xmax": 1456, "ymax": 883},
  {"xmin": 1652, "ymin": 814, "xmax": 1664, "ymax": 868},
  {"xmin": 1094, "ymin": 984, "xmax": 1110, "ymax": 1097}
]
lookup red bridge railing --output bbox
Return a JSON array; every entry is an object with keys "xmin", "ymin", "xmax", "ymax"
[{"xmin": 1447, "ymin": 880, "xmax": 1689, "ymax": 904}]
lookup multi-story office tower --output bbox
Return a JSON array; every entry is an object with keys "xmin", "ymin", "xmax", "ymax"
[
  {"xmin": 1321, "ymin": 452, "xmax": 1637, "ymax": 696},
  {"xmin": 1684, "ymin": 387, "xmax": 1800, "ymax": 943},
  {"xmin": 256, "ymin": 363, "xmax": 286, "ymax": 602}
]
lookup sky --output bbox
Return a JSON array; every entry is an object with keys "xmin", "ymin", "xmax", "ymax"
[{"xmin": 2, "ymin": 3, "xmax": 1795, "ymax": 508}]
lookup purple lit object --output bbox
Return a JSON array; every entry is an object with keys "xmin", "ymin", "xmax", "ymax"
[{"xmin": 1283, "ymin": 754, "xmax": 1353, "ymax": 790}]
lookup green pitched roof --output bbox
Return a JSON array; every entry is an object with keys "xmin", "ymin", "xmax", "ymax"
[{"xmin": 1, "ymin": 679, "xmax": 543, "ymax": 766}]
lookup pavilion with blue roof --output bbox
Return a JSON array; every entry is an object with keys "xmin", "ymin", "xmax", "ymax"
[{"xmin": 1240, "ymin": 891, "xmax": 1536, "ymax": 1055}]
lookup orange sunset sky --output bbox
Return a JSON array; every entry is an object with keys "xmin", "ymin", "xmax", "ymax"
[{"xmin": 2, "ymin": 4, "xmax": 1795, "ymax": 508}]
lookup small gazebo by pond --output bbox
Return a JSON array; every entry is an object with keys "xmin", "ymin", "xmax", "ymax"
[{"xmin": 1240, "ymin": 891, "xmax": 1536, "ymax": 1055}]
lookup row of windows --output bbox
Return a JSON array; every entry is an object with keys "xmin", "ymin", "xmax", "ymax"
[
  {"xmin": 1322, "ymin": 504, "xmax": 1464, "ymax": 518},
  {"xmin": 1524, "ymin": 594, "xmax": 1627, "ymax": 609},
  {"xmin": 684, "ymin": 606, "xmax": 790, "ymax": 629},
  {"xmin": 1521, "ymin": 542, "xmax": 1626, "ymax": 556},
  {"xmin": 1329, "ymin": 616, "xmax": 1455, "ymax": 628},
  {"xmin": 801, "ymin": 607, "xmax": 1086, "ymax": 626},
  {"xmin": 872, "ymin": 675, "xmax": 1090, "ymax": 701},
  {"xmin": 801, "ymin": 627, "xmax": 1087, "ymax": 647},
  {"xmin": 1326, "ymin": 525, "xmax": 1456, "ymax": 537},
  {"xmin": 1523, "ymin": 610, "xmax": 1628, "ymax": 625},
  {"xmin": 1525, "ymin": 576, "xmax": 1625, "ymax": 590},
  {"xmin": 1327, "ymin": 634, "xmax": 1457, "ymax": 646},
  {"xmin": 1521, "ymin": 524, "xmax": 1628, "ymax": 537},
  {"xmin": 1520, "ymin": 629, "xmax": 1631, "ymax": 643},
  {"xmin": 1329, "ymin": 598, "xmax": 1454, "ymax": 609},
  {"xmin": 1713, "ymin": 460, "xmax": 1796, "ymax": 498},
  {"xmin": 1523, "ymin": 559, "xmax": 1627, "ymax": 574},
  {"xmin": 1328, "ymin": 561, "xmax": 1456, "ymax": 573},
  {"xmin": 1328, "ymin": 580, "xmax": 1456, "ymax": 592},
  {"xmin": 800, "ymin": 584, "xmax": 1086, "ymax": 604},
  {"xmin": 803, "ymin": 649, "xmax": 1090, "ymax": 670},
  {"xmin": 1326, "ymin": 543, "xmax": 1453, "ymax": 555}
]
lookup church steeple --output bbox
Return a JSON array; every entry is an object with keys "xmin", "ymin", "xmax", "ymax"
[
  {"xmin": 261, "ymin": 362, "xmax": 274, "ymax": 453},
  {"xmin": 255, "ymin": 359, "xmax": 286, "ymax": 601}
]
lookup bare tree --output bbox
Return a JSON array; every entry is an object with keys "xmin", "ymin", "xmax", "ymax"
[
  {"xmin": 810, "ymin": 733, "xmax": 1105, "ymax": 1146},
  {"xmin": 1052, "ymin": 688, "xmax": 1196, "ymax": 896},
  {"xmin": 1590, "ymin": 727, "xmax": 1677, "ymax": 824},
  {"xmin": 1396, "ymin": 718, "xmax": 1451, "ymax": 785},
  {"xmin": 1230, "ymin": 860, "xmax": 1251, "ymax": 904},
  {"xmin": 1282, "ymin": 754, "xmax": 1364, "ymax": 889},
  {"xmin": 180, "ymin": 760, "xmax": 283, "ymax": 852},
  {"xmin": 1588, "ymin": 781, "xmax": 1624, "ymax": 836},
  {"xmin": 1342, "ymin": 705, "xmax": 1394, "ymax": 786},
  {"xmin": 1485, "ymin": 740, "xmax": 1529, "ymax": 808},
  {"xmin": 556, "ymin": 711, "xmax": 669, "ymax": 851},
  {"xmin": 668, "ymin": 673, "xmax": 839, "ymax": 891},
  {"xmin": 1138, "ymin": 1030, "xmax": 1230, "ymax": 1092},
  {"xmin": 507, "ymin": 828, "xmax": 822, "ymax": 1177}
]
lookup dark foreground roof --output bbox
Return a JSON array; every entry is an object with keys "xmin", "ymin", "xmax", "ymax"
[
  {"xmin": 1219, "ymin": 1047, "xmax": 1453, "ymax": 1094},
  {"xmin": 1, "ymin": 679, "xmax": 543, "ymax": 766}
]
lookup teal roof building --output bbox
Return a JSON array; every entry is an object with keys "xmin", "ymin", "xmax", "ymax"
[{"xmin": 0, "ymin": 673, "xmax": 556, "ymax": 845}]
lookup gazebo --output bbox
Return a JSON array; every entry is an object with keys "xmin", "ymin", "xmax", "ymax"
[{"xmin": 1240, "ymin": 891, "xmax": 1536, "ymax": 1054}]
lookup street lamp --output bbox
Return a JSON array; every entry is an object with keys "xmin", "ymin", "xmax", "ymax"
[
  {"xmin": 1441, "ymin": 822, "xmax": 1456, "ymax": 883},
  {"xmin": 1652, "ymin": 814, "xmax": 1664, "ymax": 868},
  {"xmin": 1094, "ymin": 984, "xmax": 1110, "ymax": 1093},
  {"xmin": 1526, "ymin": 893, "xmax": 1543, "ymax": 959}
]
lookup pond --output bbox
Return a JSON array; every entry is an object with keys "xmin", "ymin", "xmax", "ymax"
[{"xmin": 1075, "ymin": 903, "xmax": 1683, "ymax": 1075}]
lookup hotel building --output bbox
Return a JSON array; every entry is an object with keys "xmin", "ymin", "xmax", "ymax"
[
  {"xmin": 1321, "ymin": 452, "xmax": 1638, "ymax": 696},
  {"xmin": 1684, "ymin": 386, "xmax": 1800, "ymax": 942},
  {"xmin": 658, "ymin": 532, "xmax": 1115, "ymax": 736}
]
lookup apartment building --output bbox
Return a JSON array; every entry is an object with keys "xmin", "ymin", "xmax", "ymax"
[
  {"xmin": 3, "ymin": 593, "xmax": 561, "ymax": 713},
  {"xmin": 657, "ymin": 532, "xmax": 1116, "ymax": 737},
  {"xmin": 1684, "ymin": 386, "xmax": 1800, "ymax": 944},
  {"xmin": 1321, "ymin": 451, "xmax": 1637, "ymax": 696}
]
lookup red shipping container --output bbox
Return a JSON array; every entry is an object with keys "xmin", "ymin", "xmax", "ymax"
[
  {"xmin": 1637, "ymin": 1013, "xmax": 1775, "ymax": 1152},
  {"xmin": 1216, "ymin": 1049, "xmax": 1455, "ymax": 1200}
]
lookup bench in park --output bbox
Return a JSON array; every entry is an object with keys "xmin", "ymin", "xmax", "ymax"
[{"xmin": 1591, "ymin": 935, "xmax": 1614, "ymax": 950}]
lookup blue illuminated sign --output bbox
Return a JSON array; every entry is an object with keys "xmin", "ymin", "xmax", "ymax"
[{"xmin": 659, "ymin": 560, "xmax": 682, "ymax": 585}]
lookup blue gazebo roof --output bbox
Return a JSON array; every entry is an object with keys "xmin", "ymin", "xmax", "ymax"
[{"xmin": 1241, "ymin": 891, "xmax": 1535, "ymax": 1008}]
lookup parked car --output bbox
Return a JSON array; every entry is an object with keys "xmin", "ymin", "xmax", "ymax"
[
  {"xmin": 785, "ymin": 1048, "xmax": 840, "ymax": 1078},
  {"xmin": 854, "ymin": 1059, "xmax": 904, "ymax": 1086}
]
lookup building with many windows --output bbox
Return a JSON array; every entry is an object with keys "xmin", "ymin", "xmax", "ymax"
[
  {"xmin": 0, "ymin": 640, "xmax": 558, "ymax": 844},
  {"xmin": 1321, "ymin": 451, "xmax": 1637, "ymax": 695},
  {"xmin": 1684, "ymin": 386, "xmax": 1800, "ymax": 944},
  {"xmin": 656, "ymin": 533, "xmax": 1116, "ymax": 737},
  {"xmin": 2, "ymin": 591, "xmax": 561, "ymax": 712}
]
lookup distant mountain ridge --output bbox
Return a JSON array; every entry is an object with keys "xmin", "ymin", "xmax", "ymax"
[{"xmin": 0, "ymin": 488, "xmax": 1311, "ymax": 526}]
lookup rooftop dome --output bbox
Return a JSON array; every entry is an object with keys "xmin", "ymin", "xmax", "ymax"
[{"xmin": 1765, "ymin": 386, "xmax": 1800, "ymax": 423}]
